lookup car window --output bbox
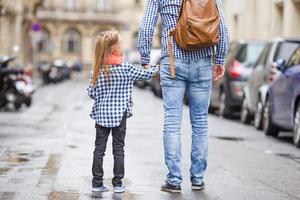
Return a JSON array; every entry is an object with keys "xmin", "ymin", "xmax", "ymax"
[
  {"xmin": 226, "ymin": 42, "xmax": 239, "ymax": 60},
  {"xmin": 254, "ymin": 43, "xmax": 272, "ymax": 67},
  {"xmin": 236, "ymin": 43, "xmax": 266, "ymax": 67},
  {"xmin": 286, "ymin": 47, "xmax": 300, "ymax": 68},
  {"xmin": 274, "ymin": 41, "xmax": 299, "ymax": 61}
]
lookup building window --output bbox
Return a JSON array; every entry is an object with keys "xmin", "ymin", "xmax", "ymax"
[
  {"xmin": 96, "ymin": 0, "xmax": 110, "ymax": 12},
  {"xmin": 274, "ymin": 3, "xmax": 284, "ymax": 36},
  {"xmin": 38, "ymin": 29, "xmax": 51, "ymax": 53},
  {"xmin": 135, "ymin": 0, "xmax": 141, "ymax": 6},
  {"xmin": 63, "ymin": 28, "xmax": 81, "ymax": 53},
  {"xmin": 65, "ymin": 0, "xmax": 77, "ymax": 11},
  {"xmin": 43, "ymin": 0, "xmax": 51, "ymax": 8}
]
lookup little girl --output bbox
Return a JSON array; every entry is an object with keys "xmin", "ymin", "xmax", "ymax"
[{"xmin": 87, "ymin": 31, "xmax": 159, "ymax": 193}]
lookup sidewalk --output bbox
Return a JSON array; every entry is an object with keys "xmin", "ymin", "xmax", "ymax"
[{"xmin": 0, "ymin": 80, "xmax": 300, "ymax": 200}]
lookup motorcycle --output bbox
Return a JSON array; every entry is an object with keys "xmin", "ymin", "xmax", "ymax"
[
  {"xmin": 38, "ymin": 59, "xmax": 71, "ymax": 84},
  {"xmin": 0, "ymin": 56, "xmax": 35, "ymax": 110}
]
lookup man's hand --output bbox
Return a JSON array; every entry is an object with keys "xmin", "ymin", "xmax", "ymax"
[{"xmin": 213, "ymin": 64, "xmax": 225, "ymax": 82}]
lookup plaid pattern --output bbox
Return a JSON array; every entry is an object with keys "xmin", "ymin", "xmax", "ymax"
[
  {"xmin": 137, "ymin": 0, "xmax": 230, "ymax": 65},
  {"xmin": 87, "ymin": 62, "xmax": 159, "ymax": 128}
]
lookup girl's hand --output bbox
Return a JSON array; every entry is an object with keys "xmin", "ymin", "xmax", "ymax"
[
  {"xmin": 131, "ymin": 100, "xmax": 134, "ymax": 106},
  {"xmin": 142, "ymin": 64, "xmax": 151, "ymax": 69}
]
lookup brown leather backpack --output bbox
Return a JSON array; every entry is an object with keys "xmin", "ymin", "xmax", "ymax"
[{"xmin": 168, "ymin": 0, "xmax": 221, "ymax": 78}]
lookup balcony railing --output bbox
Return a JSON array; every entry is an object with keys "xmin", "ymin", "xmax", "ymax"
[
  {"xmin": 38, "ymin": 5, "xmax": 116, "ymax": 14},
  {"xmin": 36, "ymin": 8, "xmax": 124, "ymax": 25}
]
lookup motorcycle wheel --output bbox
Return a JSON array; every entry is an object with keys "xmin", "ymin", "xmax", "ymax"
[
  {"xmin": 14, "ymin": 102, "xmax": 22, "ymax": 110},
  {"xmin": 25, "ymin": 97, "xmax": 32, "ymax": 107}
]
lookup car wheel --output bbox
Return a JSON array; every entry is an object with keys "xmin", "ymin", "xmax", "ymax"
[
  {"xmin": 135, "ymin": 81, "xmax": 146, "ymax": 89},
  {"xmin": 219, "ymin": 91, "xmax": 231, "ymax": 118},
  {"xmin": 240, "ymin": 97, "xmax": 252, "ymax": 124},
  {"xmin": 14, "ymin": 102, "xmax": 22, "ymax": 111},
  {"xmin": 208, "ymin": 105, "xmax": 216, "ymax": 114},
  {"xmin": 293, "ymin": 104, "xmax": 300, "ymax": 148},
  {"xmin": 263, "ymin": 98, "xmax": 279, "ymax": 136},
  {"xmin": 254, "ymin": 100, "xmax": 264, "ymax": 130},
  {"xmin": 0, "ymin": 92, "xmax": 7, "ymax": 108},
  {"xmin": 25, "ymin": 97, "xmax": 32, "ymax": 107}
]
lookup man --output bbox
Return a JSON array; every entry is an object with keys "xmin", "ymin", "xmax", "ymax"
[{"xmin": 137, "ymin": 0, "xmax": 229, "ymax": 193}]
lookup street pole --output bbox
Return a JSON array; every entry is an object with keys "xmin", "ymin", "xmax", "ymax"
[
  {"xmin": 29, "ymin": 0, "xmax": 41, "ymax": 68},
  {"xmin": 0, "ymin": 3, "xmax": 5, "ymax": 55}
]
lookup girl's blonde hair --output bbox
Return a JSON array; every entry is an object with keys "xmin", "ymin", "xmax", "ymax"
[{"xmin": 91, "ymin": 30, "xmax": 120, "ymax": 86}]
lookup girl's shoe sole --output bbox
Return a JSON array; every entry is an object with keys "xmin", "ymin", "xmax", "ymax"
[
  {"xmin": 114, "ymin": 190, "xmax": 125, "ymax": 193},
  {"xmin": 92, "ymin": 188, "xmax": 109, "ymax": 192},
  {"xmin": 161, "ymin": 188, "xmax": 181, "ymax": 193},
  {"xmin": 191, "ymin": 186, "xmax": 205, "ymax": 190}
]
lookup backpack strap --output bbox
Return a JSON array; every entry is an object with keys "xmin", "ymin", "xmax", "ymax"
[
  {"xmin": 177, "ymin": 0, "xmax": 186, "ymax": 21},
  {"xmin": 167, "ymin": 0, "xmax": 186, "ymax": 79},
  {"xmin": 168, "ymin": 31, "xmax": 176, "ymax": 79},
  {"xmin": 212, "ymin": 45, "xmax": 216, "ymax": 64}
]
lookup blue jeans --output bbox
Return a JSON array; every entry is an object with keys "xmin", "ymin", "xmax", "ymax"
[{"xmin": 160, "ymin": 57, "xmax": 213, "ymax": 186}]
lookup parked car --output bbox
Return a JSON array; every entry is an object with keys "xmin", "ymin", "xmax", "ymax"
[
  {"xmin": 240, "ymin": 38, "xmax": 299, "ymax": 129},
  {"xmin": 128, "ymin": 49, "xmax": 161, "ymax": 89},
  {"xmin": 210, "ymin": 40, "xmax": 267, "ymax": 117},
  {"xmin": 149, "ymin": 55, "xmax": 190, "ymax": 103},
  {"xmin": 127, "ymin": 51, "xmax": 146, "ymax": 88},
  {"xmin": 149, "ymin": 50, "xmax": 162, "ymax": 98},
  {"xmin": 38, "ymin": 59, "xmax": 71, "ymax": 84},
  {"xmin": 263, "ymin": 39, "xmax": 300, "ymax": 147}
]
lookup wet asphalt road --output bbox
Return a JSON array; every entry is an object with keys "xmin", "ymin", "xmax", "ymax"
[{"xmin": 0, "ymin": 80, "xmax": 300, "ymax": 200}]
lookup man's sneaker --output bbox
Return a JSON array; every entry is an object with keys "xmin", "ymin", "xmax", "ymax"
[
  {"xmin": 92, "ymin": 184, "xmax": 109, "ymax": 192},
  {"xmin": 192, "ymin": 182, "xmax": 205, "ymax": 190},
  {"xmin": 114, "ymin": 185, "xmax": 125, "ymax": 193},
  {"xmin": 161, "ymin": 182, "xmax": 181, "ymax": 193}
]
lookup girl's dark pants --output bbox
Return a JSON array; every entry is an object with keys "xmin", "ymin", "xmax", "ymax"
[{"xmin": 92, "ymin": 114, "xmax": 126, "ymax": 187}]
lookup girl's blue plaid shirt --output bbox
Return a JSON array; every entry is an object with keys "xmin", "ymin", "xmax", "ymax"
[
  {"xmin": 87, "ymin": 62, "xmax": 159, "ymax": 128},
  {"xmin": 137, "ymin": 0, "xmax": 230, "ymax": 65}
]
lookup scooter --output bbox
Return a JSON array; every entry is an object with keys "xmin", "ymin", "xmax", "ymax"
[{"xmin": 0, "ymin": 56, "xmax": 35, "ymax": 110}]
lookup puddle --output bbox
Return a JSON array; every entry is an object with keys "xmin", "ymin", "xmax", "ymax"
[
  {"xmin": 48, "ymin": 190, "xmax": 79, "ymax": 200},
  {"xmin": 0, "ymin": 167, "xmax": 11, "ymax": 174},
  {"xmin": 17, "ymin": 153, "xmax": 30, "ymax": 156},
  {"xmin": 2, "ymin": 156, "xmax": 30, "ymax": 163},
  {"xmin": 0, "ymin": 122, "xmax": 43, "ymax": 131},
  {"xmin": 86, "ymin": 191, "xmax": 138, "ymax": 200},
  {"xmin": 0, "ymin": 192, "xmax": 16, "ymax": 200},
  {"xmin": 0, "ymin": 150, "xmax": 44, "ymax": 165},
  {"xmin": 276, "ymin": 153, "xmax": 300, "ymax": 164},
  {"xmin": 43, "ymin": 154, "xmax": 61, "ymax": 176},
  {"xmin": 31, "ymin": 150, "xmax": 44, "ymax": 158},
  {"xmin": 214, "ymin": 136, "xmax": 244, "ymax": 142},
  {"xmin": 18, "ymin": 168, "xmax": 35, "ymax": 172},
  {"xmin": 37, "ymin": 154, "xmax": 61, "ymax": 188},
  {"xmin": 10, "ymin": 178, "xmax": 23, "ymax": 184}
]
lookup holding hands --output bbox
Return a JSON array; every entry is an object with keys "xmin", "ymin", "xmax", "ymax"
[{"xmin": 213, "ymin": 64, "xmax": 225, "ymax": 82}]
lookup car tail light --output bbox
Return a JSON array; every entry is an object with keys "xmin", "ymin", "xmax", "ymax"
[
  {"xmin": 229, "ymin": 60, "xmax": 242, "ymax": 78},
  {"xmin": 268, "ymin": 62, "xmax": 277, "ymax": 82},
  {"xmin": 24, "ymin": 69, "xmax": 33, "ymax": 78}
]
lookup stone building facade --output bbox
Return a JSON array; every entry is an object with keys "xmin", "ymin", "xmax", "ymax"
[
  {"xmin": 223, "ymin": 0, "xmax": 300, "ymax": 40},
  {"xmin": 0, "ymin": 0, "xmax": 42, "ymax": 65},
  {"xmin": 35, "ymin": 0, "xmax": 152, "ymax": 67}
]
